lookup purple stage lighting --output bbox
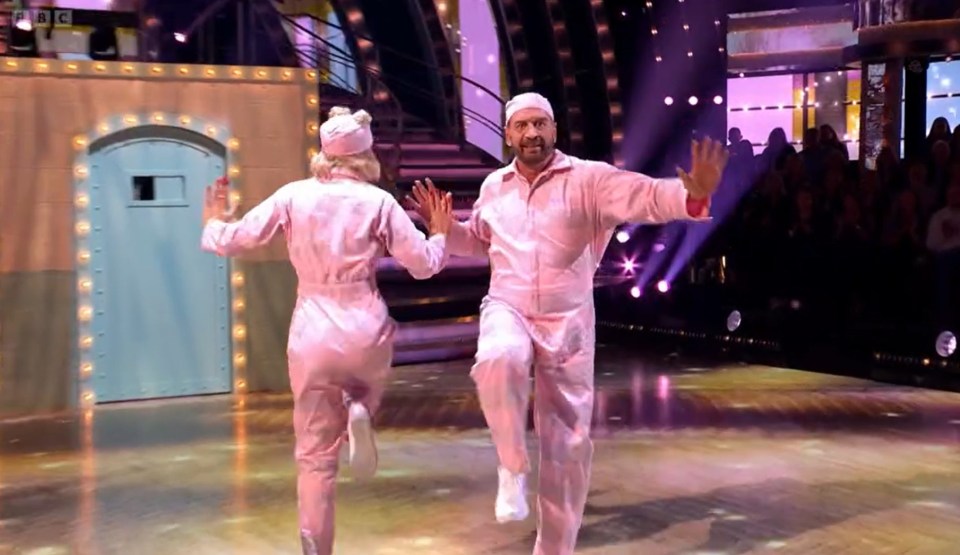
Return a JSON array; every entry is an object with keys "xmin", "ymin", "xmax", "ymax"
[
  {"xmin": 937, "ymin": 331, "xmax": 957, "ymax": 358},
  {"xmin": 656, "ymin": 280, "xmax": 670, "ymax": 293}
]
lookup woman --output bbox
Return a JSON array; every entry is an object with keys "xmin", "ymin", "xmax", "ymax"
[{"xmin": 200, "ymin": 106, "xmax": 453, "ymax": 554}]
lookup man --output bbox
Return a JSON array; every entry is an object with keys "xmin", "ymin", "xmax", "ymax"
[{"xmin": 409, "ymin": 92, "xmax": 726, "ymax": 554}]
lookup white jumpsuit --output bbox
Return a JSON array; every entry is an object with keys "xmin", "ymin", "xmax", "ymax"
[
  {"xmin": 447, "ymin": 150, "xmax": 707, "ymax": 554},
  {"xmin": 202, "ymin": 174, "xmax": 447, "ymax": 554}
]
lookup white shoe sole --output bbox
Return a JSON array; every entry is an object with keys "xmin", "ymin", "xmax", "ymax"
[
  {"xmin": 495, "ymin": 504, "xmax": 529, "ymax": 523},
  {"xmin": 348, "ymin": 411, "xmax": 377, "ymax": 480}
]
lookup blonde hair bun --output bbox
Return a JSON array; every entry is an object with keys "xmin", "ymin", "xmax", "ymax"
[
  {"xmin": 352, "ymin": 109, "xmax": 372, "ymax": 126},
  {"xmin": 328, "ymin": 106, "xmax": 352, "ymax": 118}
]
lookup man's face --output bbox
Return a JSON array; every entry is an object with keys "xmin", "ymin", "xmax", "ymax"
[
  {"xmin": 728, "ymin": 128, "xmax": 742, "ymax": 144},
  {"xmin": 505, "ymin": 108, "xmax": 556, "ymax": 167}
]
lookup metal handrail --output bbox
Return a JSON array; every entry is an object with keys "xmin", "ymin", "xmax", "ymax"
[
  {"xmin": 279, "ymin": 13, "xmax": 504, "ymax": 137},
  {"xmin": 283, "ymin": 11, "xmax": 506, "ymax": 106},
  {"xmin": 296, "ymin": 40, "xmax": 504, "ymax": 138}
]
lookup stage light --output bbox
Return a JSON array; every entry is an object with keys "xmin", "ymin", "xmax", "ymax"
[
  {"xmin": 664, "ymin": 96, "xmax": 674, "ymax": 105},
  {"xmin": 9, "ymin": 18, "xmax": 38, "ymax": 57},
  {"xmin": 622, "ymin": 259, "xmax": 636, "ymax": 273},
  {"xmin": 89, "ymin": 25, "xmax": 119, "ymax": 61},
  {"xmin": 656, "ymin": 280, "xmax": 669, "ymax": 293},
  {"xmin": 629, "ymin": 286, "xmax": 641, "ymax": 298},
  {"xmin": 936, "ymin": 331, "xmax": 956, "ymax": 358},
  {"xmin": 652, "ymin": 243, "xmax": 665, "ymax": 253},
  {"xmin": 688, "ymin": 96, "xmax": 698, "ymax": 105},
  {"xmin": 616, "ymin": 230, "xmax": 629, "ymax": 243},
  {"xmin": 726, "ymin": 310, "xmax": 741, "ymax": 332},
  {"xmin": 714, "ymin": 95, "xmax": 723, "ymax": 104},
  {"xmin": 174, "ymin": 32, "xmax": 187, "ymax": 43}
]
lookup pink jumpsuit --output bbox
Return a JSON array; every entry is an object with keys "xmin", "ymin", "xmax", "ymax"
[
  {"xmin": 201, "ymin": 175, "xmax": 447, "ymax": 554},
  {"xmin": 448, "ymin": 151, "xmax": 707, "ymax": 555}
]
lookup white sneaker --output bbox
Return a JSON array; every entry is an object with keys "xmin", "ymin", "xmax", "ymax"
[
  {"xmin": 495, "ymin": 466, "xmax": 529, "ymax": 523},
  {"xmin": 347, "ymin": 403, "xmax": 377, "ymax": 480}
]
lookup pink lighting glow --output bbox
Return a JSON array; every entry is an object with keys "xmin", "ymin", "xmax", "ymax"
[
  {"xmin": 664, "ymin": 96, "xmax": 674, "ymax": 106},
  {"xmin": 657, "ymin": 375, "xmax": 670, "ymax": 400},
  {"xmin": 656, "ymin": 280, "xmax": 670, "ymax": 293},
  {"xmin": 622, "ymin": 259, "xmax": 637, "ymax": 273},
  {"xmin": 616, "ymin": 230, "xmax": 630, "ymax": 243},
  {"xmin": 629, "ymin": 286, "xmax": 641, "ymax": 298}
]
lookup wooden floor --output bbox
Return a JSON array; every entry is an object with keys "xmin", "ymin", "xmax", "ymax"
[{"xmin": 4, "ymin": 347, "xmax": 960, "ymax": 554}]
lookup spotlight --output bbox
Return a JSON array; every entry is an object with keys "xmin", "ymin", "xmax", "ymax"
[
  {"xmin": 616, "ymin": 230, "xmax": 629, "ymax": 243},
  {"xmin": 713, "ymin": 95, "xmax": 723, "ymax": 105},
  {"xmin": 622, "ymin": 259, "xmax": 637, "ymax": 274},
  {"xmin": 664, "ymin": 96, "xmax": 674, "ymax": 106},
  {"xmin": 726, "ymin": 310, "xmax": 741, "ymax": 332},
  {"xmin": 89, "ymin": 24, "xmax": 119, "ymax": 61},
  {"xmin": 629, "ymin": 286, "xmax": 641, "ymax": 298},
  {"xmin": 688, "ymin": 96, "xmax": 698, "ymax": 105},
  {"xmin": 652, "ymin": 243, "xmax": 665, "ymax": 253},
  {"xmin": 9, "ymin": 17, "xmax": 38, "ymax": 57},
  {"xmin": 174, "ymin": 32, "xmax": 187, "ymax": 43},
  {"xmin": 656, "ymin": 280, "xmax": 669, "ymax": 293},
  {"xmin": 936, "ymin": 331, "xmax": 957, "ymax": 358}
]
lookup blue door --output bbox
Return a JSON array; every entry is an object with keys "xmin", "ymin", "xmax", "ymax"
[{"xmin": 88, "ymin": 127, "xmax": 232, "ymax": 403}]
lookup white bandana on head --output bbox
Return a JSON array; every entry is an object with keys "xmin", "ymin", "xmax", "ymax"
[{"xmin": 504, "ymin": 92, "xmax": 554, "ymax": 125}]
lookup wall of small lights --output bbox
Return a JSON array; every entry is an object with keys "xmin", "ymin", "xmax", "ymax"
[{"xmin": 0, "ymin": 56, "xmax": 319, "ymax": 408}]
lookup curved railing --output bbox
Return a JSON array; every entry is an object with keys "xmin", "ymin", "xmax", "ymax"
[
  {"xmin": 279, "ymin": 11, "xmax": 505, "ymax": 138},
  {"xmin": 855, "ymin": 0, "xmax": 959, "ymax": 28},
  {"xmin": 286, "ymin": 12, "xmax": 506, "ymax": 105}
]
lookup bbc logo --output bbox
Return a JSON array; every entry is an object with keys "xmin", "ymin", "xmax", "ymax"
[{"xmin": 12, "ymin": 9, "xmax": 74, "ymax": 28}]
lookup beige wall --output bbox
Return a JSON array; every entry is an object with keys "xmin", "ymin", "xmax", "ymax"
[{"xmin": 0, "ymin": 59, "xmax": 314, "ymax": 416}]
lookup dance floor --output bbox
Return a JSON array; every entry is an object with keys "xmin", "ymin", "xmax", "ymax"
[{"xmin": 3, "ymin": 346, "xmax": 960, "ymax": 554}]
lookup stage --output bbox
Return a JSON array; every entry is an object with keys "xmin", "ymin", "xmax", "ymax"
[{"xmin": 3, "ymin": 347, "xmax": 960, "ymax": 554}]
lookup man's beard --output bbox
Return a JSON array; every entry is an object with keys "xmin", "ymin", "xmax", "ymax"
[{"xmin": 514, "ymin": 140, "xmax": 553, "ymax": 165}]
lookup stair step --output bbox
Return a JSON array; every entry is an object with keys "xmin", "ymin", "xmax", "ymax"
[
  {"xmin": 398, "ymin": 166, "xmax": 492, "ymax": 179},
  {"xmin": 378, "ymin": 142, "xmax": 464, "ymax": 153},
  {"xmin": 392, "ymin": 318, "xmax": 479, "ymax": 365},
  {"xmin": 377, "ymin": 255, "xmax": 488, "ymax": 277}
]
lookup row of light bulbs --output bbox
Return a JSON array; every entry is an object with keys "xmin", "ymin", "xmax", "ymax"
[
  {"xmin": 664, "ymin": 95, "xmax": 724, "ymax": 106},
  {"xmin": 1, "ymin": 57, "xmax": 319, "ymax": 84}
]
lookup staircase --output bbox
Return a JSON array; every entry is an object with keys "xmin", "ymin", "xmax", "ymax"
[{"xmin": 317, "ymin": 83, "xmax": 496, "ymax": 365}]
